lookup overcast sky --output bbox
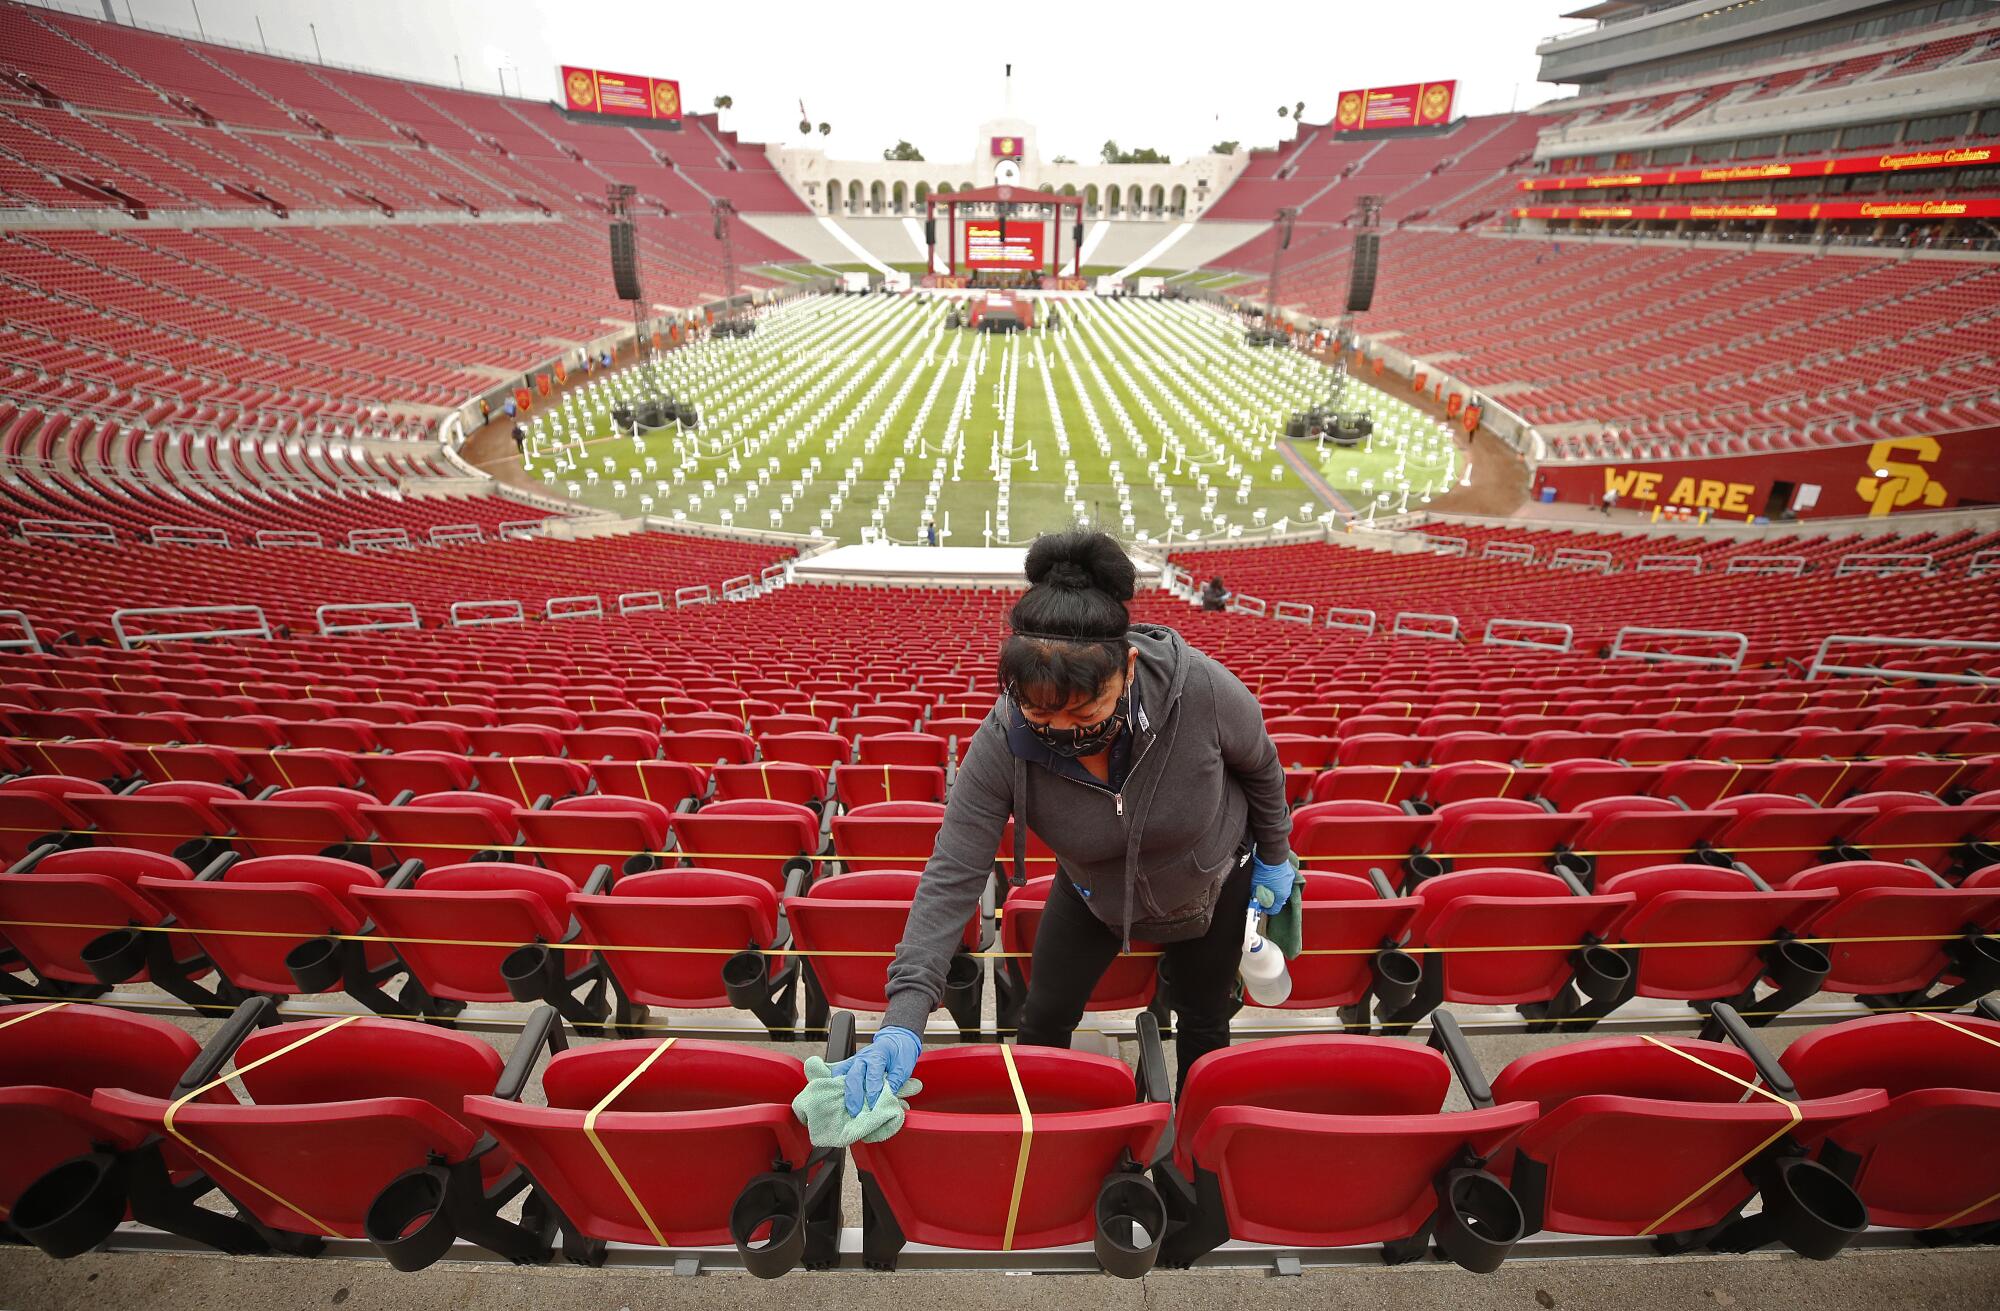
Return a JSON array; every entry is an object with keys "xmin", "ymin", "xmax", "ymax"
[{"xmin": 36, "ymin": 0, "xmax": 1582, "ymax": 162}]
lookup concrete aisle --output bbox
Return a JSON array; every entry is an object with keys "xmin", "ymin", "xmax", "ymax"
[{"xmin": 5, "ymin": 1244, "xmax": 1998, "ymax": 1311}]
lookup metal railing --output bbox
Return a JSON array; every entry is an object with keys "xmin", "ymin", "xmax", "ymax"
[
  {"xmin": 0, "ymin": 608, "xmax": 42, "ymax": 653},
  {"xmin": 675, "ymin": 584, "xmax": 714, "ymax": 608},
  {"xmin": 1482, "ymin": 542, "xmax": 1537, "ymax": 566},
  {"xmin": 1806, "ymin": 635, "xmax": 2000, "ymax": 687},
  {"xmin": 546, "ymin": 594, "xmax": 604, "ymax": 621},
  {"xmin": 1393, "ymin": 612, "xmax": 1462, "ymax": 642},
  {"xmin": 349, "ymin": 527, "xmax": 413, "ymax": 550},
  {"xmin": 1609, "ymin": 626, "xmax": 1749, "ymax": 671},
  {"xmin": 1422, "ymin": 536, "xmax": 1468, "ymax": 558},
  {"xmin": 1548, "ymin": 548, "xmax": 1614, "ymax": 574},
  {"xmin": 1229, "ymin": 594, "xmax": 1269, "ymax": 618},
  {"xmin": 316, "ymin": 602, "xmax": 421, "ymax": 637},
  {"xmin": 112, "ymin": 604, "xmax": 271, "ymax": 651},
  {"xmin": 1323, "ymin": 607, "xmax": 1378, "ymax": 635},
  {"xmin": 498, "ymin": 519, "xmax": 558, "ymax": 540},
  {"xmin": 721, "ymin": 574, "xmax": 759, "ymax": 601},
  {"xmin": 149, "ymin": 525, "xmax": 231, "ymax": 548},
  {"xmin": 618, "ymin": 591, "xmax": 665, "ymax": 614},
  {"xmin": 1725, "ymin": 555, "xmax": 1807, "ymax": 577},
  {"xmin": 20, "ymin": 519, "xmax": 116, "ymax": 544},
  {"xmin": 1272, "ymin": 601, "xmax": 1314, "ymax": 625},
  {"xmin": 1483, "ymin": 618, "xmax": 1575, "ymax": 653},
  {"xmin": 759, "ymin": 562, "xmax": 791, "ymax": 590},
  {"xmin": 450, "ymin": 599, "xmax": 525, "ymax": 628},
  {"xmin": 429, "ymin": 523, "xmax": 485, "ymax": 546},
  {"xmin": 1833, "ymin": 552, "xmax": 1933, "ymax": 579},
  {"xmin": 254, "ymin": 529, "xmax": 323, "ymax": 548},
  {"xmin": 1636, "ymin": 555, "xmax": 1704, "ymax": 574},
  {"xmin": 1970, "ymin": 549, "xmax": 2000, "ymax": 580}
]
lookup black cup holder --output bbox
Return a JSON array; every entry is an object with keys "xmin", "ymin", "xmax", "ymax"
[
  {"xmin": 81, "ymin": 928, "xmax": 147, "ymax": 986},
  {"xmin": 172, "ymin": 836, "xmax": 227, "ymax": 867},
  {"xmin": 1767, "ymin": 937, "xmax": 1832, "ymax": 993},
  {"xmin": 1551, "ymin": 849, "xmax": 1594, "ymax": 883},
  {"xmin": 1370, "ymin": 947, "xmax": 1423, "ymax": 1014},
  {"xmin": 1432, "ymin": 1167, "xmax": 1524, "ymax": 1274},
  {"xmin": 1692, "ymin": 845, "xmax": 1739, "ymax": 870},
  {"xmin": 1830, "ymin": 842, "xmax": 1870, "ymax": 864},
  {"xmin": 943, "ymin": 953, "xmax": 980, "ymax": 995},
  {"xmin": 285, "ymin": 935, "xmax": 344, "ymax": 994},
  {"xmin": 1758, "ymin": 1155, "xmax": 1867, "ymax": 1261},
  {"xmin": 10, "ymin": 1152, "xmax": 131, "ymax": 1260},
  {"xmin": 1405, "ymin": 853, "xmax": 1446, "ymax": 885},
  {"xmin": 317, "ymin": 841, "xmax": 370, "ymax": 867},
  {"xmin": 722, "ymin": 949, "xmax": 772, "ymax": 1011},
  {"xmin": 365, "ymin": 1166, "xmax": 459, "ymax": 1272},
  {"xmin": 1573, "ymin": 944, "xmax": 1633, "ymax": 1003},
  {"xmin": 622, "ymin": 853, "xmax": 660, "ymax": 877},
  {"xmin": 729, "ymin": 1173, "xmax": 806, "ymax": 1280},
  {"xmin": 503, "ymin": 943, "xmax": 561, "ymax": 1004},
  {"xmin": 1093, "ymin": 1174, "xmax": 1165, "ymax": 1278}
]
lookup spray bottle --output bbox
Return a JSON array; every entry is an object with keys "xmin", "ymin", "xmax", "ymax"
[{"xmin": 1239, "ymin": 907, "xmax": 1292, "ymax": 1006}]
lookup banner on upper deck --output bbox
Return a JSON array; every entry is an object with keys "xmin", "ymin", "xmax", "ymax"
[
  {"xmin": 1513, "ymin": 198, "xmax": 2000, "ymax": 220},
  {"xmin": 560, "ymin": 65, "xmax": 682, "ymax": 121},
  {"xmin": 1333, "ymin": 80, "xmax": 1456, "ymax": 132}
]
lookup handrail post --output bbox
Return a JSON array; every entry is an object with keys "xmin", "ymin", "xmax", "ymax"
[
  {"xmin": 1393, "ymin": 612, "xmax": 1462, "ymax": 642},
  {"xmin": 316, "ymin": 602, "xmax": 420, "ymax": 636},
  {"xmin": 110, "ymin": 604, "xmax": 272, "ymax": 650},
  {"xmin": 0, "ymin": 609, "xmax": 42, "ymax": 653},
  {"xmin": 545, "ymin": 594, "xmax": 605, "ymax": 621},
  {"xmin": 1609, "ymin": 626, "xmax": 1750, "ymax": 671},
  {"xmin": 1482, "ymin": 617, "xmax": 1575, "ymax": 652},
  {"xmin": 1806, "ymin": 635, "xmax": 2000, "ymax": 686},
  {"xmin": 1323, "ymin": 607, "xmax": 1378, "ymax": 635},
  {"xmin": 449, "ymin": 599, "xmax": 525, "ymax": 628}
]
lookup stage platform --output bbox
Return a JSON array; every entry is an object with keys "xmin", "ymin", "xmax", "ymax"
[{"xmin": 792, "ymin": 543, "xmax": 1163, "ymax": 588}]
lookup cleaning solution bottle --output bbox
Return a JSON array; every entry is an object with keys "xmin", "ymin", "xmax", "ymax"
[{"xmin": 1239, "ymin": 907, "xmax": 1292, "ymax": 1006}]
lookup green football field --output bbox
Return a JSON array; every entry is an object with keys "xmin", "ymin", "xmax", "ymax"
[{"xmin": 520, "ymin": 297, "xmax": 1460, "ymax": 545}]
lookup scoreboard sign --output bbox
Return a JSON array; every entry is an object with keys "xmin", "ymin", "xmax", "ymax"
[
  {"xmin": 963, "ymin": 220, "xmax": 1044, "ymax": 269},
  {"xmin": 1333, "ymin": 80, "xmax": 1456, "ymax": 132},
  {"xmin": 560, "ymin": 64, "xmax": 682, "ymax": 122}
]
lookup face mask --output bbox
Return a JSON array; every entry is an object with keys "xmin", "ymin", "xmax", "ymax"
[{"xmin": 1020, "ymin": 676, "xmax": 1129, "ymax": 759}]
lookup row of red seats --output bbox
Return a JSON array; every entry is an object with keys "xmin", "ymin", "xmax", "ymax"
[{"xmin": 3, "ymin": 998, "xmax": 1996, "ymax": 1272}]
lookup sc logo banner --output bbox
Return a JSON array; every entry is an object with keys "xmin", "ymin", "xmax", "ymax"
[{"xmin": 1856, "ymin": 437, "xmax": 1949, "ymax": 516}]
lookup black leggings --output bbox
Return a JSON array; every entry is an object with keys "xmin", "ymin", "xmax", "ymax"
[{"xmin": 1016, "ymin": 855, "xmax": 1254, "ymax": 1093}]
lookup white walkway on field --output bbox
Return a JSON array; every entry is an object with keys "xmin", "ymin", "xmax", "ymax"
[
  {"xmin": 793, "ymin": 542, "xmax": 1163, "ymax": 586},
  {"xmin": 1109, "ymin": 222, "xmax": 1193, "ymax": 280},
  {"xmin": 816, "ymin": 215, "xmax": 893, "ymax": 273}
]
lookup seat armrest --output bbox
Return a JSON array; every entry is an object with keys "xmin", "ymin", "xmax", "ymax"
[
  {"xmin": 1427, "ymin": 1012, "xmax": 1494, "ymax": 1109},
  {"xmin": 493, "ymin": 1005, "xmax": 567, "ymax": 1101},
  {"xmin": 174, "ymin": 996, "xmax": 278, "ymax": 1095},
  {"xmin": 1702, "ymin": 1001, "xmax": 1798, "ymax": 1100},
  {"xmin": 1133, "ymin": 1011, "xmax": 1171, "ymax": 1105},
  {"xmin": 390, "ymin": 789, "xmax": 415, "ymax": 807},
  {"xmin": 384, "ymin": 858, "xmax": 422, "ymax": 890},
  {"xmin": 824, "ymin": 1010, "xmax": 856, "ymax": 1062},
  {"xmin": 195, "ymin": 851, "xmax": 237, "ymax": 880}
]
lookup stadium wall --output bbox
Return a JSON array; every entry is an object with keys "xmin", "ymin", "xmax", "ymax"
[{"xmin": 1536, "ymin": 428, "xmax": 2000, "ymax": 519}]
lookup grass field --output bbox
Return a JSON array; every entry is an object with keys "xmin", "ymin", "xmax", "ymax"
[{"xmin": 521, "ymin": 297, "xmax": 1459, "ymax": 544}]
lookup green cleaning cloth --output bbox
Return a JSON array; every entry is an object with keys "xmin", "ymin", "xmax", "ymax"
[
  {"xmin": 1255, "ymin": 871, "xmax": 1306, "ymax": 961},
  {"xmin": 791, "ymin": 1055, "xmax": 924, "ymax": 1148}
]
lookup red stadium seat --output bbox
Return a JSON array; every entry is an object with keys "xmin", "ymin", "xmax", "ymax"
[
  {"xmin": 1782, "ymin": 1012, "xmax": 2000, "ymax": 1234},
  {"xmin": 464, "ymin": 1023, "xmax": 838, "ymax": 1275},
  {"xmin": 1491, "ymin": 1033, "xmax": 1884, "ymax": 1256},
  {"xmin": 850, "ymin": 1042, "xmax": 1170, "ymax": 1272},
  {"xmin": 1157, "ymin": 1031, "xmax": 1536, "ymax": 1269},
  {"xmin": 96, "ymin": 1003, "xmax": 549, "ymax": 1266}
]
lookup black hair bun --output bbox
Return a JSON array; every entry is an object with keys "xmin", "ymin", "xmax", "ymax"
[{"xmin": 1024, "ymin": 529, "xmax": 1136, "ymax": 603}]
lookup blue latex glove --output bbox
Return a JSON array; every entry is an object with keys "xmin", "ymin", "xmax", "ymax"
[
  {"xmin": 1250, "ymin": 853, "xmax": 1296, "ymax": 915},
  {"xmin": 827, "ymin": 1025, "xmax": 922, "ymax": 1117}
]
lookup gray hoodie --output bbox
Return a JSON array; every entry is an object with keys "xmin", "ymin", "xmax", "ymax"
[{"xmin": 881, "ymin": 623, "xmax": 1292, "ymax": 1033}]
